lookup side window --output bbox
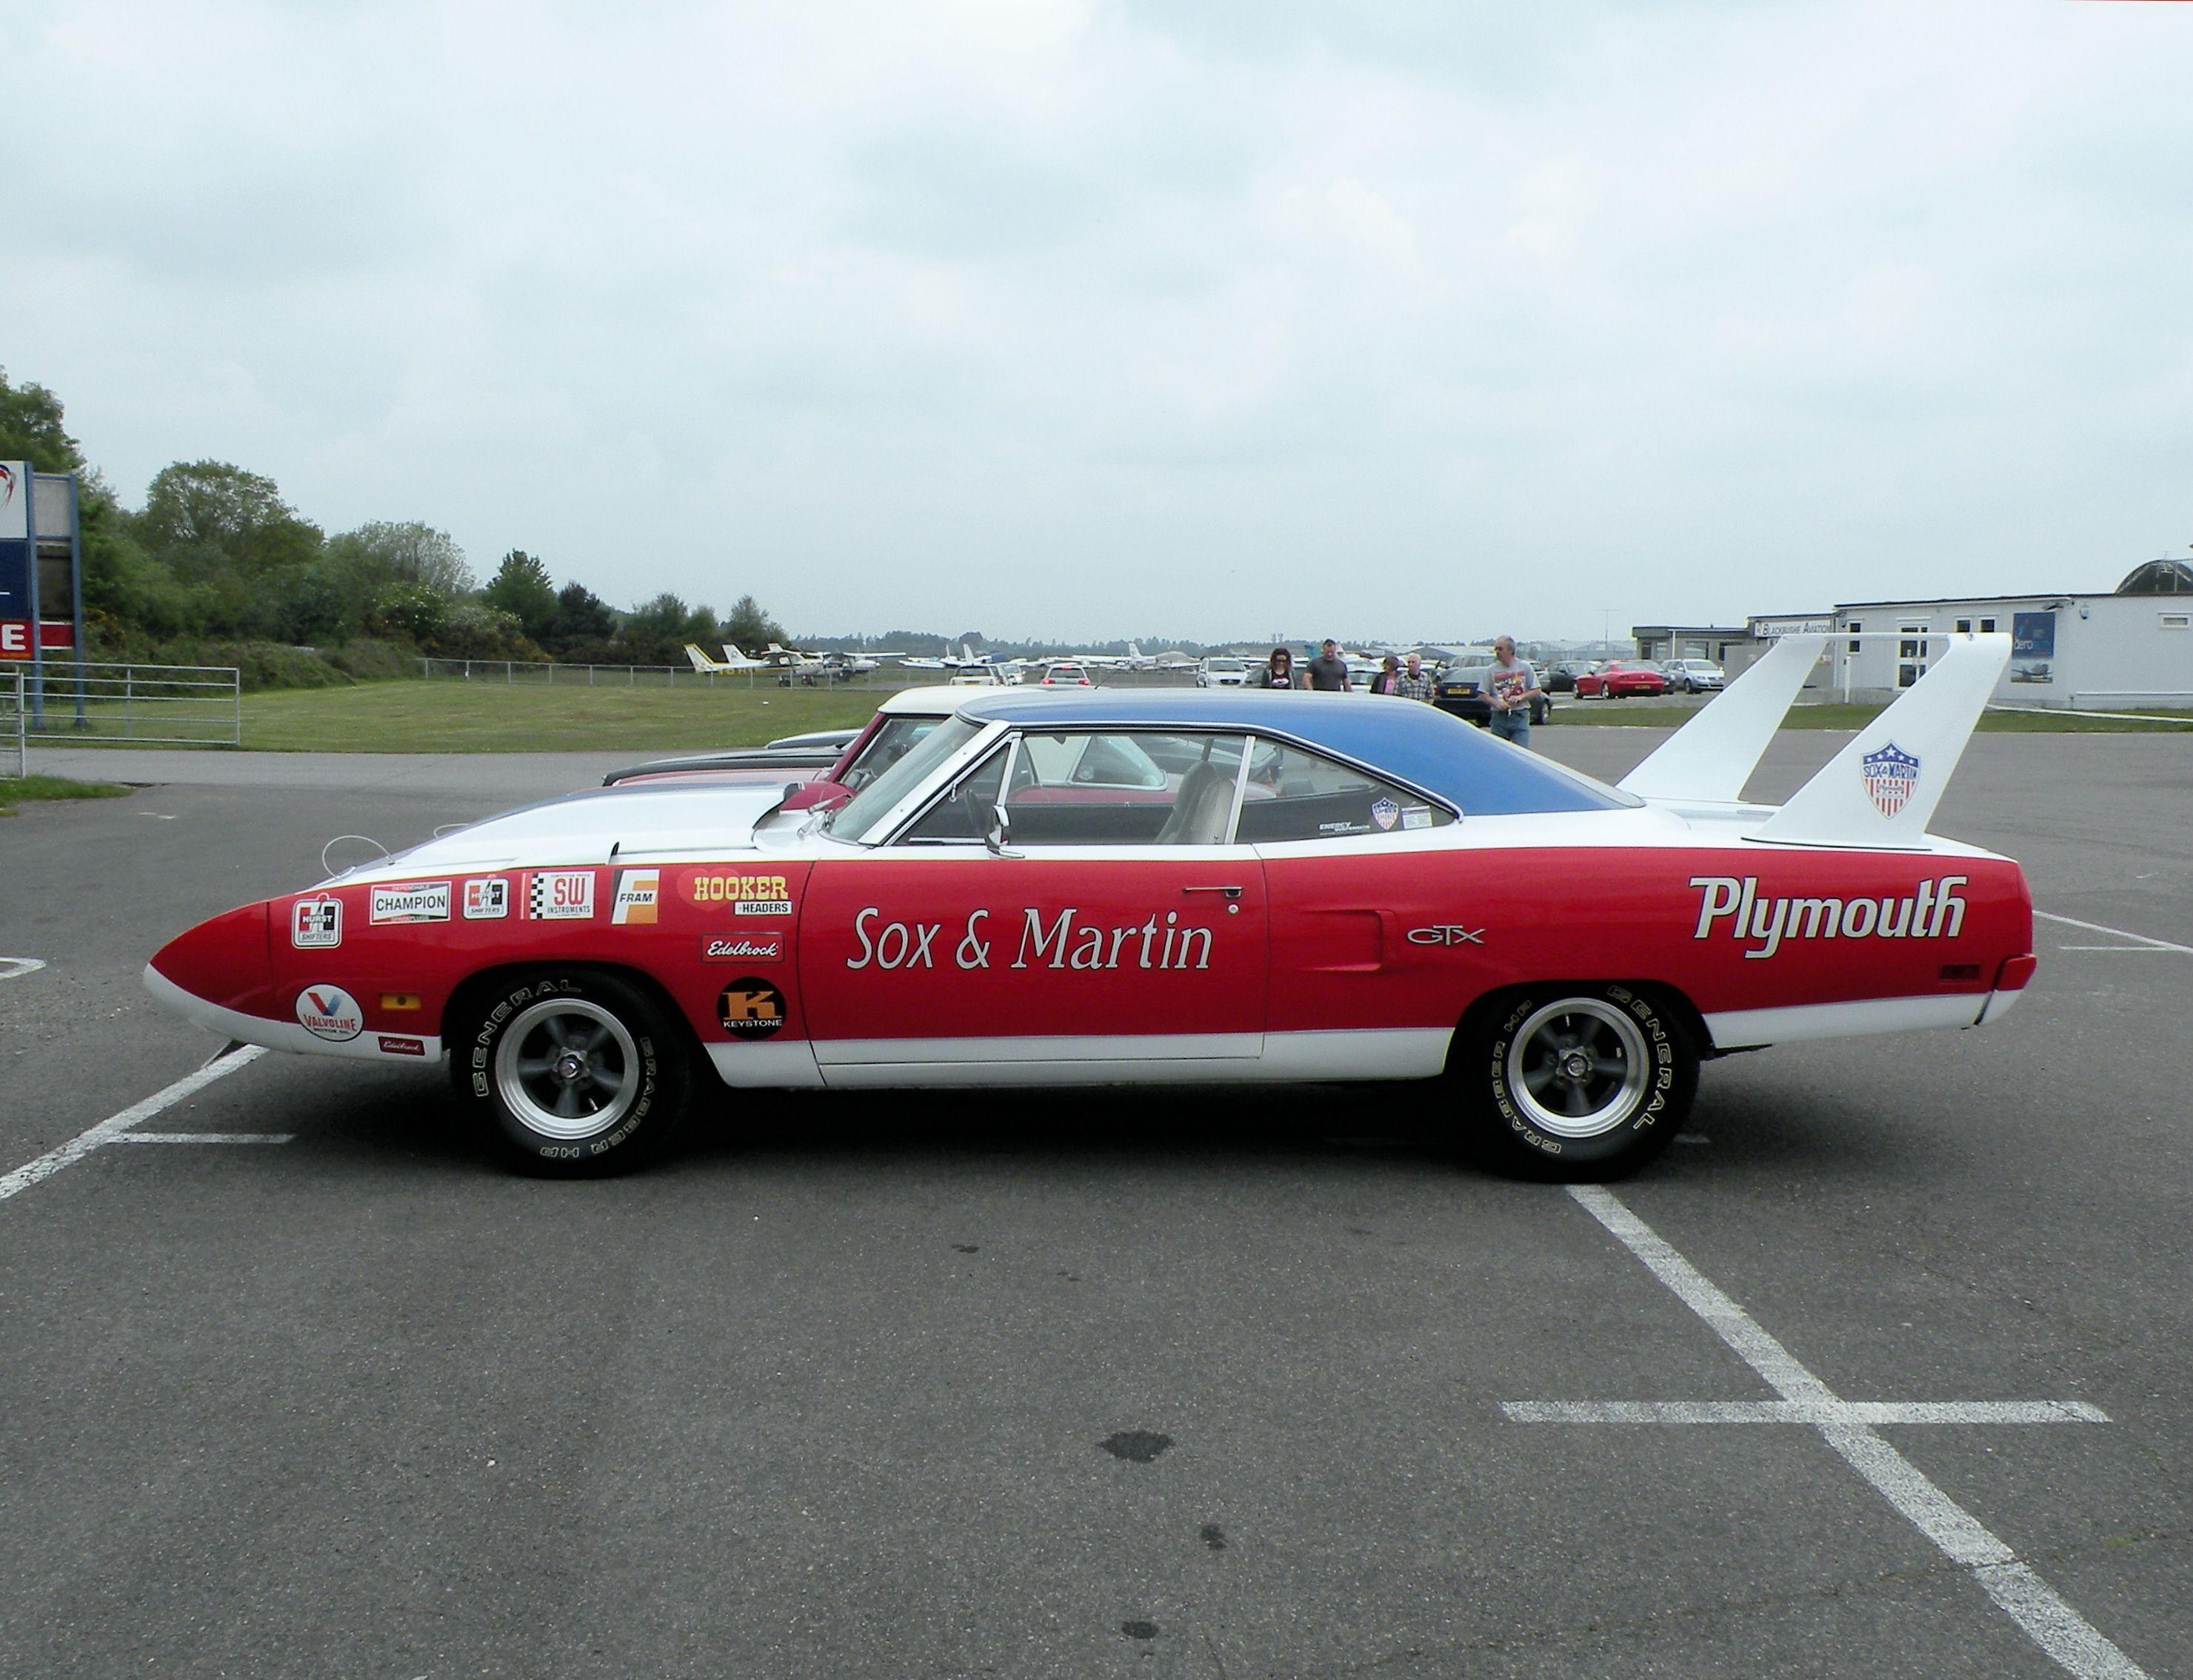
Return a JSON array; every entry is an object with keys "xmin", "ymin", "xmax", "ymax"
[
  {"xmin": 1235, "ymin": 741, "xmax": 1455, "ymax": 842},
  {"xmin": 899, "ymin": 746, "xmax": 1008, "ymax": 844},
  {"xmin": 1001, "ymin": 732, "xmax": 1249, "ymax": 846},
  {"xmin": 841, "ymin": 716, "xmax": 941, "ymax": 793}
]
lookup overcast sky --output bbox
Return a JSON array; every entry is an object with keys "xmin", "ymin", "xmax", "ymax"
[{"xmin": 5, "ymin": 0, "xmax": 2189, "ymax": 643}]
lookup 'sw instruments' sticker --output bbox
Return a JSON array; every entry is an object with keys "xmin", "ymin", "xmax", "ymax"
[
  {"xmin": 1861, "ymin": 743, "xmax": 1920, "ymax": 817},
  {"xmin": 462, "ymin": 877, "xmax": 510, "ymax": 920},
  {"xmin": 296, "ymin": 985, "xmax": 364, "ymax": 1042},
  {"xmin": 717, "ymin": 978, "xmax": 787, "ymax": 1039},
  {"xmin": 292, "ymin": 897, "xmax": 341, "ymax": 948},
  {"xmin": 611, "ymin": 869, "xmax": 660, "ymax": 926},
  {"xmin": 370, "ymin": 881, "xmax": 451, "ymax": 924},
  {"xmin": 527, "ymin": 870, "xmax": 596, "ymax": 920}
]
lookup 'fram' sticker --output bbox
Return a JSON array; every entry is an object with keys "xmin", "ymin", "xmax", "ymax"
[{"xmin": 611, "ymin": 869, "xmax": 660, "ymax": 926}]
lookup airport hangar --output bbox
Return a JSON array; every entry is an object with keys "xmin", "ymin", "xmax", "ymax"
[{"xmin": 1634, "ymin": 556, "xmax": 2193, "ymax": 710}]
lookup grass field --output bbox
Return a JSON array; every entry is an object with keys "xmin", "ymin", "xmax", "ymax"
[
  {"xmin": 113, "ymin": 679, "xmax": 2193, "ymax": 753},
  {"xmin": 0, "ymin": 774, "xmax": 131, "ymax": 815},
  {"xmin": 238, "ymin": 680, "xmax": 886, "ymax": 753}
]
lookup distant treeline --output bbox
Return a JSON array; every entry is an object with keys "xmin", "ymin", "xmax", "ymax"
[{"xmin": 1, "ymin": 367, "xmax": 787, "ymax": 683}]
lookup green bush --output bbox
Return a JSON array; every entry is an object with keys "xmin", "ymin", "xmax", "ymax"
[{"xmin": 323, "ymin": 637, "xmax": 417, "ymax": 681}]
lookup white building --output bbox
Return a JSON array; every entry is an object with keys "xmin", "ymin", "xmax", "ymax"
[{"xmin": 1749, "ymin": 560, "xmax": 2193, "ymax": 709}]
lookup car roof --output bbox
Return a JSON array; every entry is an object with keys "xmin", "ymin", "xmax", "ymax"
[{"xmin": 955, "ymin": 689, "xmax": 1626, "ymax": 815}]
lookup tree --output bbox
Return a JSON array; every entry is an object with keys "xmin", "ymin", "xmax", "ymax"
[
  {"xmin": 139, "ymin": 461, "xmax": 306, "ymax": 557},
  {"xmin": 0, "ymin": 367, "xmax": 86, "ymax": 472},
  {"xmin": 481, "ymin": 550, "xmax": 558, "ymax": 640},
  {"xmin": 541, "ymin": 581, "xmax": 618, "ymax": 658},
  {"xmin": 363, "ymin": 580, "xmax": 450, "ymax": 644},
  {"xmin": 327, "ymin": 520, "xmax": 473, "ymax": 598},
  {"xmin": 721, "ymin": 593, "xmax": 785, "ymax": 651}
]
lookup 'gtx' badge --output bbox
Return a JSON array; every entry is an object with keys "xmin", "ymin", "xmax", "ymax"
[{"xmin": 1406, "ymin": 925, "xmax": 1484, "ymax": 946}]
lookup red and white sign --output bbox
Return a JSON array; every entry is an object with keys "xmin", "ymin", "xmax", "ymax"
[{"xmin": 0, "ymin": 620, "xmax": 73, "ymax": 661}]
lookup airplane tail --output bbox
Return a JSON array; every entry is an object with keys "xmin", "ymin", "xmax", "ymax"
[
  {"xmin": 684, "ymin": 643, "xmax": 719, "ymax": 673},
  {"xmin": 722, "ymin": 645, "xmax": 750, "ymax": 665}
]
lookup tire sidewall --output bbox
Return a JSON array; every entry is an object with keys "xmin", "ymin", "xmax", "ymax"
[
  {"xmin": 1471, "ymin": 983, "xmax": 1695, "ymax": 1178},
  {"xmin": 466, "ymin": 970, "xmax": 687, "ymax": 1174}
]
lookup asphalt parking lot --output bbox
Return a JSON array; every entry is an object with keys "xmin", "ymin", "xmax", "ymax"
[{"xmin": 1, "ymin": 730, "xmax": 2187, "ymax": 1679}]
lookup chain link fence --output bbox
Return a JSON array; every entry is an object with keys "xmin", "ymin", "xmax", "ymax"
[{"xmin": 415, "ymin": 656, "xmax": 915, "ymax": 690}]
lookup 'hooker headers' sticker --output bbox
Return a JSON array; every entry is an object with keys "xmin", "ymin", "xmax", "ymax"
[{"xmin": 685, "ymin": 871, "xmax": 792, "ymax": 916}]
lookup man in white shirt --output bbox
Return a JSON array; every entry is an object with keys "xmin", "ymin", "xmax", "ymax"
[{"xmin": 1486, "ymin": 636, "xmax": 1545, "ymax": 748}]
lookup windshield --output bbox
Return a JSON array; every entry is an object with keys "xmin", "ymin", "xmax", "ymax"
[
  {"xmin": 828, "ymin": 715, "xmax": 984, "ymax": 842},
  {"xmin": 840, "ymin": 714, "xmax": 944, "ymax": 794}
]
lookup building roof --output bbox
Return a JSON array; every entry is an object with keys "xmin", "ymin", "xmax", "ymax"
[{"xmin": 955, "ymin": 688, "xmax": 1628, "ymax": 815}]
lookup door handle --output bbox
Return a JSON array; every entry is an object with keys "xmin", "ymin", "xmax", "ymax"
[{"xmin": 1182, "ymin": 885, "xmax": 1244, "ymax": 899}]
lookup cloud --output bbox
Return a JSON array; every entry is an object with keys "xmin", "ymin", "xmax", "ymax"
[{"xmin": 3, "ymin": 0, "xmax": 2189, "ymax": 640}]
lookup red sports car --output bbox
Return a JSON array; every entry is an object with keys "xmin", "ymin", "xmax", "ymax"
[
  {"xmin": 147, "ymin": 635, "xmax": 2031, "ymax": 1182},
  {"xmin": 1575, "ymin": 660, "xmax": 1670, "ymax": 698}
]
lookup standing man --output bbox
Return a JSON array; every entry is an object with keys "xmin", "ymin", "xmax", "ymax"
[
  {"xmin": 1304, "ymin": 638, "xmax": 1352, "ymax": 692},
  {"xmin": 1486, "ymin": 635, "xmax": 1545, "ymax": 748},
  {"xmin": 1394, "ymin": 652, "xmax": 1437, "ymax": 703}
]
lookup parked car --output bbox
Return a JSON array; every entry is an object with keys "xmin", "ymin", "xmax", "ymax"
[
  {"xmin": 1663, "ymin": 659, "xmax": 1726, "ymax": 695},
  {"xmin": 603, "ymin": 686, "xmax": 971, "ymax": 806},
  {"xmin": 1434, "ymin": 666, "xmax": 1549, "ymax": 727},
  {"xmin": 145, "ymin": 640, "xmax": 2035, "ymax": 1182},
  {"xmin": 1196, "ymin": 658, "xmax": 1249, "ymax": 689},
  {"xmin": 1575, "ymin": 661, "xmax": 1670, "ymax": 699},
  {"xmin": 1543, "ymin": 661, "xmax": 1594, "ymax": 695},
  {"xmin": 1040, "ymin": 663, "xmax": 1095, "ymax": 688}
]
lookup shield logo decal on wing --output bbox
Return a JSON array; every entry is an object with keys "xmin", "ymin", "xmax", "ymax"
[{"xmin": 1860, "ymin": 742, "xmax": 1920, "ymax": 817}]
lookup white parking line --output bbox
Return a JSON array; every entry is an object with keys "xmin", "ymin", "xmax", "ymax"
[
  {"xmin": 2035, "ymin": 911, "xmax": 2193, "ymax": 954},
  {"xmin": 0, "ymin": 1048, "xmax": 268, "ymax": 1203},
  {"xmin": 1505, "ymin": 1400, "xmax": 2109, "ymax": 1425},
  {"xmin": 0, "ymin": 957, "xmax": 46, "ymax": 982},
  {"xmin": 1518, "ymin": 1186, "xmax": 2149, "ymax": 1680},
  {"xmin": 112, "ymin": 1132, "xmax": 294, "ymax": 1145}
]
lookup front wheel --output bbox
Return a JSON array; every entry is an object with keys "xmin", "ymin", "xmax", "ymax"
[
  {"xmin": 1452, "ymin": 984, "xmax": 1696, "ymax": 1179},
  {"xmin": 461, "ymin": 969, "xmax": 692, "ymax": 1176}
]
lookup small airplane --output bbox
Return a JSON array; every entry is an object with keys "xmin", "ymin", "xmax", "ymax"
[
  {"xmin": 684, "ymin": 643, "xmax": 770, "ymax": 675},
  {"xmin": 898, "ymin": 643, "xmax": 1028, "ymax": 683}
]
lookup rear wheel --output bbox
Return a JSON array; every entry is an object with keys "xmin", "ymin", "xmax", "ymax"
[
  {"xmin": 1455, "ymin": 984, "xmax": 1696, "ymax": 1179},
  {"xmin": 462, "ymin": 970, "xmax": 691, "ymax": 1176}
]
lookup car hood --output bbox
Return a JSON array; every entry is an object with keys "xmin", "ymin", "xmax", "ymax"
[{"xmin": 317, "ymin": 783, "xmax": 793, "ymax": 888}]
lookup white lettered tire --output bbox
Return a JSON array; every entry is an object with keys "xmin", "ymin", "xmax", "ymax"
[
  {"xmin": 1458, "ymin": 984, "xmax": 1696, "ymax": 1179},
  {"xmin": 463, "ymin": 969, "xmax": 692, "ymax": 1176}
]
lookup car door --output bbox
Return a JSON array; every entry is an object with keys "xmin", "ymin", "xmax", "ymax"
[
  {"xmin": 800, "ymin": 729, "xmax": 1268, "ymax": 1081},
  {"xmin": 1239, "ymin": 737, "xmax": 1474, "ymax": 1082}
]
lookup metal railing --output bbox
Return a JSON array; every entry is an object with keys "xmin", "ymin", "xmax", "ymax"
[
  {"xmin": 2, "ymin": 669, "xmax": 23, "ymax": 777},
  {"xmin": 415, "ymin": 656, "xmax": 911, "ymax": 689},
  {"xmin": 16, "ymin": 661, "xmax": 242, "ymax": 747}
]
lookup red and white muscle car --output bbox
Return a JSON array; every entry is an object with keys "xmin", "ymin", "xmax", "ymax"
[{"xmin": 147, "ymin": 634, "xmax": 2033, "ymax": 1180}]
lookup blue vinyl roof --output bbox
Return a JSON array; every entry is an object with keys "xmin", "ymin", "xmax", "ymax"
[{"xmin": 958, "ymin": 689, "xmax": 1633, "ymax": 815}]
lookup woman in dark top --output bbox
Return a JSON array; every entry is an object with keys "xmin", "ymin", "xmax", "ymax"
[
  {"xmin": 1257, "ymin": 648, "xmax": 1300, "ymax": 689},
  {"xmin": 1369, "ymin": 654, "xmax": 1402, "ymax": 695}
]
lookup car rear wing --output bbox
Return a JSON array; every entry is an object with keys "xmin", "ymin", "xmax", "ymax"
[{"xmin": 1619, "ymin": 632, "xmax": 2012, "ymax": 848}]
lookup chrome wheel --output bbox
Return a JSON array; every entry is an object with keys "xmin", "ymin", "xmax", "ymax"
[
  {"xmin": 493, "ymin": 997, "xmax": 641, "ymax": 1142},
  {"xmin": 1503, "ymin": 997, "xmax": 1651, "ymax": 1139}
]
